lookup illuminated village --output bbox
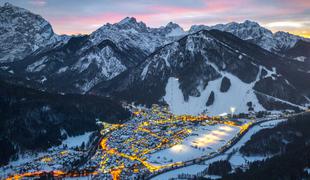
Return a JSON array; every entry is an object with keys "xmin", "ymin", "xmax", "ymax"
[
  {"xmin": 1, "ymin": 104, "xmax": 262, "ymax": 180},
  {"xmin": 88, "ymin": 104, "xmax": 253, "ymax": 179}
]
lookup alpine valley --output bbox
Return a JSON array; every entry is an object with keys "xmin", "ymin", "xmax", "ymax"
[{"xmin": 1, "ymin": 2, "xmax": 310, "ymax": 180}]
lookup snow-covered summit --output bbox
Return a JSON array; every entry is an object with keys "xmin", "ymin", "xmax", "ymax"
[
  {"xmin": 273, "ymin": 31, "xmax": 300, "ymax": 50},
  {"xmin": 0, "ymin": 2, "xmax": 67, "ymax": 63},
  {"xmin": 114, "ymin": 17, "xmax": 149, "ymax": 33},
  {"xmin": 189, "ymin": 20, "xmax": 306, "ymax": 52},
  {"xmin": 159, "ymin": 22, "xmax": 186, "ymax": 37},
  {"xmin": 90, "ymin": 17, "xmax": 186, "ymax": 55}
]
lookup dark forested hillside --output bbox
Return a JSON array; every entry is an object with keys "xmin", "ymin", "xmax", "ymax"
[
  {"xmin": 0, "ymin": 80, "xmax": 130, "ymax": 166},
  {"xmin": 221, "ymin": 113, "xmax": 310, "ymax": 180}
]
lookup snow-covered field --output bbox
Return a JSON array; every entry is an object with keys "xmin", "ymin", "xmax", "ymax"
[
  {"xmin": 164, "ymin": 73, "xmax": 265, "ymax": 116},
  {"xmin": 151, "ymin": 119, "xmax": 286, "ymax": 180},
  {"xmin": 61, "ymin": 132, "xmax": 93, "ymax": 148},
  {"xmin": 148, "ymin": 124, "xmax": 240, "ymax": 165}
]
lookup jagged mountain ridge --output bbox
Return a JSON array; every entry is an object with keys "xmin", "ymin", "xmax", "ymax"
[
  {"xmin": 189, "ymin": 20, "xmax": 308, "ymax": 52},
  {"xmin": 1, "ymin": 12, "xmax": 186, "ymax": 93},
  {"xmin": 0, "ymin": 3, "xmax": 309, "ymax": 113},
  {"xmin": 0, "ymin": 3, "xmax": 69, "ymax": 63},
  {"xmin": 91, "ymin": 29, "xmax": 309, "ymax": 115}
]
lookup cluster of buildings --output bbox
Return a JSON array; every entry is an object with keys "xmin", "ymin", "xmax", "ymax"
[
  {"xmin": 2, "ymin": 104, "xmax": 262, "ymax": 179},
  {"xmin": 2, "ymin": 146, "xmax": 89, "ymax": 179},
  {"xmin": 89, "ymin": 104, "xmax": 241, "ymax": 179}
]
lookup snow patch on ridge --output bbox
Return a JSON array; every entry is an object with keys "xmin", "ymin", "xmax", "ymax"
[
  {"xmin": 166, "ymin": 28, "xmax": 186, "ymax": 37},
  {"xmin": 294, "ymin": 56, "xmax": 306, "ymax": 62},
  {"xmin": 26, "ymin": 57, "xmax": 48, "ymax": 72},
  {"xmin": 164, "ymin": 73, "xmax": 264, "ymax": 116}
]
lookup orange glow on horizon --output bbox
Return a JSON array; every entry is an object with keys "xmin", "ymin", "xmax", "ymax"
[{"xmin": 291, "ymin": 32, "xmax": 310, "ymax": 38}]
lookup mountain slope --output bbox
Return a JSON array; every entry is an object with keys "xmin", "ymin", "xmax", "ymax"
[
  {"xmin": 1, "ymin": 15, "xmax": 186, "ymax": 93},
  {"xmin": 189, "ymin": 20, "xmax": 309, "ymax": 54},
  {"xmin": 0, "ymin": 80, "xmax": 130, "ymax": 165},
  {"xmin": 91, "ymin": 30, "xmax": 309, "ymax": 115},
  {"xmin": 0, "ymin": 3, "xmax": 68, "ymax": 63}
]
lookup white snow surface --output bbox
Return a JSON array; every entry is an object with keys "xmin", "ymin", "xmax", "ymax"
[
  {"xmin": 61, "ymin": 132, "xmax": 93, "ymax": 148},
  {"xmin": 148, "ymin": 124, "xmax": 240, "ymax": 165},
  {"xmin": 166, "ymin": 27, "xmax": 186, "ymax": 37},
  {"xmin": 164, "ymin": 73, "xmax": 264, "ymax": 116},
  {"xmin": 152, "ymin": 165, "xmax": 207, "ymax": 180},
  {"xmin": 151, "ymin": 119, "xmax": 286, "ymax": 180},
  {"xmin": 57, "ymin": 66, "xmax": 68, "ymax": 73},
  {"xmin": 294, "ymin": 56, "xmax": 306, "ymax": 62},
  {"xmin": 26, "ymin": 57, "xmax": 48, "ymax": 72}
]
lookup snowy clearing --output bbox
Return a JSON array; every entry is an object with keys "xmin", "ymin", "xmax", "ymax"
[
  {"xmin": 151, "ymin": 119, "xmax": 286, "ymax": 180},
  {"xmin": 61, "ymin": 132, "xmax": 93, "ymax": 148},
  {"xmin": 164, "ymin": 73, "xmax": 264, "ymax": 116},
  {"xmin": 148, "ymin": 124, "xmax": 240, "ymax": 165}
]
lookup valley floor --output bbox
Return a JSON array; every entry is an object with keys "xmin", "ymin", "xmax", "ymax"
[{"xmin": 1, "ymin": 104, "xmax": 292, "ymax": 180}]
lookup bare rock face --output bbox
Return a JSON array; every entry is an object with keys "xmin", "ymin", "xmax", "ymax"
[{"xmin": 0, "ymin": 3, "xmax": 66, "ymax": 63}]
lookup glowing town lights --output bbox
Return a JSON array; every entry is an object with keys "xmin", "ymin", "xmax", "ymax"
[
  {"xmin": 5, "ymin": 104, "xmax": 256, "ymax": 180},
  {"xmin": 219, "ymin": 126, "xmax": 233, "ymax": 132},
  {"xmin": 170, "ymin": 144, "xmax": 186, "ymax": 153},
  {"xmin": 40, "ymin": 157, "xmax": 53, "ymax": 163},
  {"xmin": 110, "ymin": 166, "xmax": 123, "ymax": 180},
  {"xmin": 212, "ymin": 130, "xmax": 227, "ymax": 136},
  {"xmin": 230, "ymin": 107, "xmax": 236, "ymax": 116}
]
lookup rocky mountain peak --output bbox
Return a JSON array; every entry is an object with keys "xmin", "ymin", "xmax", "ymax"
[
  {"xmin": 114, "ymin": 17, "xmax": 149, "ymax": 33},
  {"xmin": 1, "ymin": 2, "xmax": 28, "ymax": 13},
  {"xmin": 0, "ymin": 2, "xmax": 64, "ymax": 63},
  {"xmin": 165, "ymin": 22, "xmax": 182, "ymax": 29},
  {"xmin": 4, "ymin": 2, "xmax": 13, "ymax": 7},
  {"xmin": 118, "ymin": 17, "xmax": 138, "ymax": 25},
  {"xmin": 242, "ymin": 20, "xmax": 260, "ymax": 27},
  {"xmin": 159, "ymin": 22, "xmax": 185, "ymax": 37}
]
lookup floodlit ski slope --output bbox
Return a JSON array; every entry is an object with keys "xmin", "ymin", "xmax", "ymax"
[
  {"xmin": 148, "ymin": 124, "xmax": 240, "ymax": 165},
  {"xmin": 151, "ymin": 119, "xmax": 286, "ymax": 180},
  {"xmin": 164, "ymin": 73, "xmax": 265, "ymax": 116}
]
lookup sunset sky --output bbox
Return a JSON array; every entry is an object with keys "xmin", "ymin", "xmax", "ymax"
[{"xmin": 1, "ymin": 0, "xmax": 310, "ymax": 37}]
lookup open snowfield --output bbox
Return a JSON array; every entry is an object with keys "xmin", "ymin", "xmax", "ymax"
[
  {"xmin": 148, "ymin": 124, "xmax": 240, "ymax": 165},
  {"xmin": 61, "ymin": 131, "xmax": 93, "ymax": 148},
  {"xmin": 164, "ymin": 73, "xmax": 265, "ymax": 116},
  {"xmin": 151, "ymin": 119, "xmax": 286, "ymax": 180}
]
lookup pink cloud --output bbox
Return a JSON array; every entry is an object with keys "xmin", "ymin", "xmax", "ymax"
[
  {"xmin": 39, "ymin": 0, "xmax": 309, "ymax": 36},
  {"xmin": 48, "ymin": 13, "xmax": 126, "ymax": 35}
]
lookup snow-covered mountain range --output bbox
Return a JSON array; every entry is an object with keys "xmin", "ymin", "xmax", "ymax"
[
  {"xmin": 91, "ymin": 30, "xmax": 309, "ymax": 115},
  {"xmin": 0, "ymin": 3, "xmax": 309, "ymax": 115},
  {"xmin": 189, "ymin": 20, "xmax": 308, "ymax": 52}
]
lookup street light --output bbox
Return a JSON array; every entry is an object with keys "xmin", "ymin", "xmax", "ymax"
[{"xmin": 230, "ymin": 107, "xmax": 236, "ymax": 117}]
